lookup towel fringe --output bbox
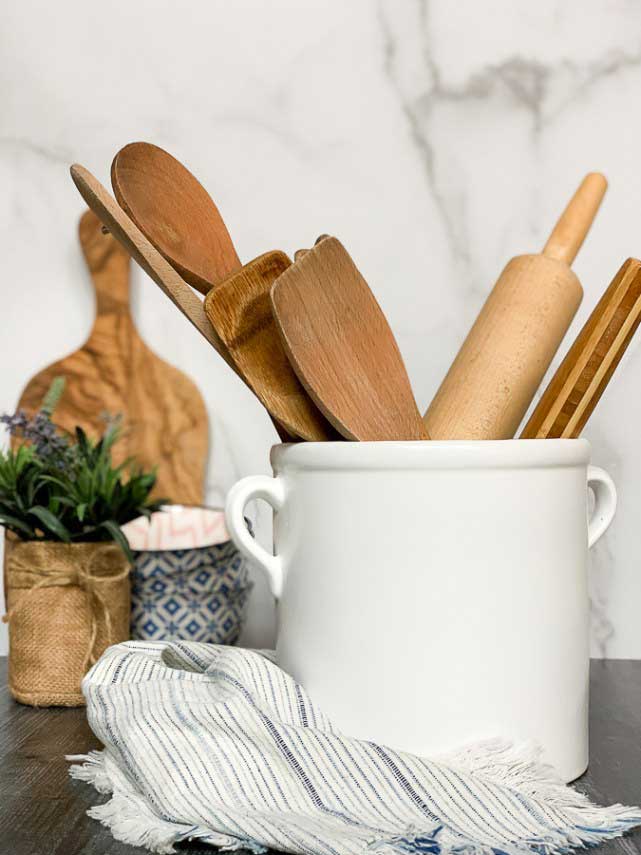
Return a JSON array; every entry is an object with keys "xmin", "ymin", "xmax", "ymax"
[
  {"xmin": 434, "ymin": 739, "xmax": 641, "ymax": 850},
  {"xmin": 68, "ymin": 751, "xmax": 267, "ymax": 855},
  {"xmin": 67, "ymin": 750, "xmax": 113, "ymax": 794}
]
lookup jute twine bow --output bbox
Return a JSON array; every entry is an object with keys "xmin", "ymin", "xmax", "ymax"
[{"xmin": 2, "ymin": 543, "xmax": 130, "ymax": 671}]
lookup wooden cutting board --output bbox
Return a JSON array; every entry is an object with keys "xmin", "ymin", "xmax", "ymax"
[{"xmin": 13, "ymin": 209, "xmax": 208, "ymax": 505}]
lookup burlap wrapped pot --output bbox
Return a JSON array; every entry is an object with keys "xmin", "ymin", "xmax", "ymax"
[{"xmin": 3, "ymin": 537, "xmax": 130, "ymax": 707}]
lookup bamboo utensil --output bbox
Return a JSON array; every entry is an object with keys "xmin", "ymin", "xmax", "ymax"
[
  {"xmin": 424, "ymin": 173, "xmax": 608, "ymax": 440},
  {"xmin": 111, "ymin": 142, "xmax": 240, "ymax": 295},
  {"xmin": 271, "ymin": 237, "xmax": 428, "ymax": 441},
  {"xmin": 14, "ymin": 209, "xmax": 208, "ymax": 505},
  {"xmin": 521, "ymin": 258, "xmax": 641, "ymax": 439}
]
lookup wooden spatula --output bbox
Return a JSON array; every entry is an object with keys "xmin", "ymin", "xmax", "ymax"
[
  {"xmin": 204, "ymin": 251, "xmax": 337, "ymax": 441},
  {"xmin": 271, "ymin": 237, "xmax": 428, "ymax": 441},
  {"xmin": 111, "ymin": 142, "xmax": 240, "ymax": 294},
  {"xmin": 521, "ymin": 258, "xmax": 641, "ymax": 438}
]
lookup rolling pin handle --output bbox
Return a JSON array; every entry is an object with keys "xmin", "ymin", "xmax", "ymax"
[{"xmin": 542, "ymin": 172, "xmax": 607, "ymax": 266}]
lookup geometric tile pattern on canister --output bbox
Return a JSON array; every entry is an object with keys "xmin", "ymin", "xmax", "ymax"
[{"xmin": 131, "ymin": 539, "xmax": 252, "ymax": 644}]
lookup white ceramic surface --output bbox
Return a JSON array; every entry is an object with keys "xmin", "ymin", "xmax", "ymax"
[
  {"xmin": 122, "ymin": 505, "xmax": 230, "ymax": 551},
  {"xmin": 3, "ymin": 0, "xmax": 641, "ymax": 658},
  {"xmin": 226, "ymin": 440, "xmax": 617, "ymax": 782}
]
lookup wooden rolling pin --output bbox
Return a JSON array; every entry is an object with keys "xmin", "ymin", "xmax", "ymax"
[
  {"xmin": 521, "ymin": 258, "xmax": 641, "ymax": 438},
  {"xmin": 424, "ymin": 173, "xmax": 607, "ymax": 439}
]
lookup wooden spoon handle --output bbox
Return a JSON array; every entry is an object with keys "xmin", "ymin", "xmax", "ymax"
[
  {"xmin": 542, "ymin": 173, "xmax": 607, "ymax": 266},
  {"xmin": 70, "ymin": 164, "xmax": 229, "ymax": 360}
]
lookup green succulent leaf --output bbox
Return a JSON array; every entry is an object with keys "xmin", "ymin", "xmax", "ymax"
[
  {"xmin": 0, "ymin": 393, "xmax": 158, "ymax": 555},
  {"xmin": 0, "ymin": 512, "xmax": 36, "ymax": 538},
  {"xmin": 28, "ymin": 506, "xmax": 72, "ymax": 542},
  {"xmin": 99, "ymin": 519, "xmax": 133, "ymax": 564}
]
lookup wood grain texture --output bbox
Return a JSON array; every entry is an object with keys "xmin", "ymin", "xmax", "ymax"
[
  {"xmin": 2, "ymin": 656, "xmax": 641, "ymax": 855},
  {"xmin": 205, "ymin": 252, "xmax": 337, "ymax": 441},
  {"xmin": 70, "ymin": 165, "xmax": 294, "ymax": 443},
  {"xmin": 271, "ymin": 237, "xmax": 428, "ymax": 441},
  {"xmin": 111, "ymin": 142, "xmax": 240, "ymax": 296},
  {"xmin": 521, "ymin": 258, "xmax": 641, "ymax": 439},
  {"xmin": 15, "ymin": 210, "xmax": 208, "ymax": 505},
  {"xmin": 424, "ymin": 255, "xmax": 583, "ymax": 440},
  {"xmin": 542, "ymin": 173, "xmax": 608, "ymax": 265},
  {"xmin": 70, "ymin": 164, "xmax": 228, "ymax": 358},
  {"xmin": 423, "ymin": 174, "xmax": 607, "ymax": 440}
]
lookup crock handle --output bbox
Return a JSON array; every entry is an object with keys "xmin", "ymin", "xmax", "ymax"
[
  {"xmin": 587, "ymin": 466, "xmax": 617, "ymax": 549},
  {"xmin": 225, "ymin": 475, "xmax": 286, "ymax": 599}
]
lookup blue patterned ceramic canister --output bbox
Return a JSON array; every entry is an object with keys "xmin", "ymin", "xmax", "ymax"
[{"xmin": 123, "ymin": 507, "xmax": 252, "ymax": 644}]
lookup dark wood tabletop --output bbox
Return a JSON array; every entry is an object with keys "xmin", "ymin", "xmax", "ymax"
[{"xmin": 1, "ymin": 657, "xmax": 640, "ymax": 855}]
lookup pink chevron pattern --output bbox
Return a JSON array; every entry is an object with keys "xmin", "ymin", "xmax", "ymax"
[{"xmin": 122, "ymin": 505, "xmax": 230, "ymax": 551}]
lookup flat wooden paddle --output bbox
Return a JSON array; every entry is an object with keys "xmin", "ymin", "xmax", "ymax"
[
  {"xmin": 270, "ymin": 237, "xmax": 429, "ymax": 441},
  {"xmin": 15, "ymin": 210, "xmax": 208, "ymax": 504},
  {"xmin": 521, "ymin": 258, "xmax": 641, "ymax": 438},
  {"xmin": 111, "ymin": 142, "xmax": 240, "ymax": 295},
  {"xmin": 204, "ymin": 251, "xmax": 337, "ymax": 441}
]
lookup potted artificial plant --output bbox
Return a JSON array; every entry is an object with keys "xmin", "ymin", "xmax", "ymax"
[{"xmin": 0, "ymin": 379, "xmax": 162, "ymax": 706}]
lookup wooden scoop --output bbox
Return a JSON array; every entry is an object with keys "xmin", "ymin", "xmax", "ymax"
[
  {"xmin": 424, "ymin": 173, "xmax": 607, "ymax": 439},
  {"xmin": 111, "ymin": 142, "xmax": 240, "ymax": 294},
  {"xmin": 271, "ymin": 237, "xmax": 428, "ymax": 441},
  {"xmin": 521, "ymin": 258, "xmax": 641, "ymax": 438}
]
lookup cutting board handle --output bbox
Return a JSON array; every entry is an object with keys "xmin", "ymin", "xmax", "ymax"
[
  {"xmin": 79, "ymin": 209, "xmax": 131, "ymax": 324},
  {"xmin": 542, "ymin": 173, "xmax": 607, "ymax": 266}
]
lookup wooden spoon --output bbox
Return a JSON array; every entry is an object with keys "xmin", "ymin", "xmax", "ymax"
[
  {"xmin": 270, "ymin": 237, "xmax": 429, "ymax": 441},
  {"xmin": 521, "ymin": 258, "xmax": 641, "ymax": 438},
  {"xmin": 70, "ymin": 164, "xmax": 228, "ymax": 355},
  {"xmin": 111, "ymin": 144, "xmax": 333, "ymax": 441},
  {"xmin": 70, "ymin": 165, "xmax": 304, "ymax": 441},
  {"xmin": 111, "ymin": 142, "xmax": 240, "ymax": 295}
]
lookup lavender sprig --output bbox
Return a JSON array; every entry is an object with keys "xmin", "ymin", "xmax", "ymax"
[{"xmin": 1, "ymin": 408, "xmax": 72, "ymax": 470}]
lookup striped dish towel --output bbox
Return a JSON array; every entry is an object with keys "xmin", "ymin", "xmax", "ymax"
[{"xmin": 69, "ymin": 641, "xmax": 640, "ymax": 855}]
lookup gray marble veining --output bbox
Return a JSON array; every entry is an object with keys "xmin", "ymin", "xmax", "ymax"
[{"xmin": 1, "ymin": 0, "xmax": 641, "ymax": 656}]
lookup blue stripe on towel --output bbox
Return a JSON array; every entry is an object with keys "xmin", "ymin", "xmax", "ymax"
[{"xmin": 69, "ymin": 641, "xmax": 641, "ymax": 855}]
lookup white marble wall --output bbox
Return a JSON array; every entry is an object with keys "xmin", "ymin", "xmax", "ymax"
[{"xmin": 2, "ymin": 0, "xmax": 641, "ymax": 657}]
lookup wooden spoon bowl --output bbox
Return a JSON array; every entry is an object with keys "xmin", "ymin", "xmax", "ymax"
[{"xmin": 111, "ymin": 142, "xmax": 240, "ymax": 295}]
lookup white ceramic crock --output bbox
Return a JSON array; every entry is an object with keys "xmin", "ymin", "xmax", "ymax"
[{"xmin": 225, "ymin": 440, "xmax": 617, "ymax": 783}]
